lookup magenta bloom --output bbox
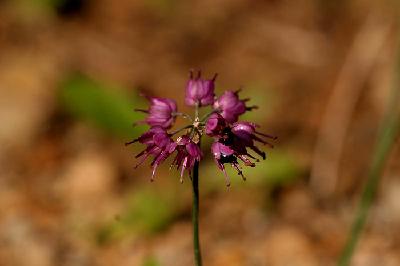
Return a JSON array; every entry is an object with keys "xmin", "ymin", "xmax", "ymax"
[
  {"xmin": 185, "ymin": 71, "xmax": 217, "ymax": 107},
  {"xmin": 205, "ymin": 113, "xmax": 227, "ymax": 137},
  {"xmin": 136, "ymin": 97, "xmax": 177, "ymax": 128},
  {"xmin": 128, "ymin": 70, "xmax": 276, "ymax": 266},
  {"xmin": 171, "ymin": 136, "xmax": 202, "ymax": 182},
  {"xmin": 126, "ymin": 126, "xmax": 175, "ymax": 181},
  {"xmin": 231, "ymin": 121, "xmax": 276, "ymax": 159},
  {"xmin": 208, "ymin": 120, "xmax": 277, "ymax": 185},
  {"xmin": 211, "ymin": 142, "xmax": 248, "ymax": 186},
  {"xmin": 128, "ymin": 70, "xmax": 275, "ymax": 186},
  {"xmin": 213, "ymin": 90, "xmax": 255, "ymax": 123}
]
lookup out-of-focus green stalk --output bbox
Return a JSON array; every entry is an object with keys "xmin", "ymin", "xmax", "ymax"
[{"xmin": 338, "ymin": 39, "xmax": 400, "ymax": 266}]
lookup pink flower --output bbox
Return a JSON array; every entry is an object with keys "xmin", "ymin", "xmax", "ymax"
[
  {"xmin": 211, "ymin": 141, "xmax": 247, "ymax": 186},
  {"xmin": 205, "ymin": 113, "xmax": 227, "ymax": 137},
  {"xmin": 136, "ymin": 97, "xmax": 177, "ymax": 128},
  {"xmin": 213, "ymin": 90, "xmax": 256, "ymax": 123},
  {"xmin": 231, "ymin": 121, "xmax": 277, "ymax": 159},
  {"xmin": 128, "ymin": 70, "xmax": 276, "ymax": 186},
  {"xmin": 209, "ymin": 121, "xmax": 276, "ymax": 186},
  {"xmin": 185, "ymin": 70, "xmax": 217, "ymax": 107},
  {"xmin": 171, "ymin": 135, "xmax": 202, "ymax": 182},
  {"xmin": 126, "ymin": 126, "xmax": 176, "ymax": 181}
]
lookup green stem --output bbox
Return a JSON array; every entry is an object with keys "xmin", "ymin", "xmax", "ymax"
[
  {"xmin": 170, "ymin": 125, "xmax": 193, "ymax": 136},
  {"xmin": 192, "ymin": 161, "xmax": 202, "ymax": 266},
  {"xmin": 195, "ymin": 102, "xmax": 200, "ymax": 119},
  {"xmin": 338, "ymin": 44, "xmax": 400, "ymax": 266},
  {"xmin": 173, "ymin": 112, "xmax": 194, "ymax": 122},
  {"xmin": 200, "ymin": 109, "xmax": 218, "ymax": 122}
]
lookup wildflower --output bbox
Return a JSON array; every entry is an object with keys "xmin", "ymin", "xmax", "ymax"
[
  {"xmin": 129, "ymin": 70, "xmax": 275, "ymax": 185},
  {"xmin": 208, "ymin": 120, "xmax": 277, "ymax": 185},
  {"xmin": 128, "ymin": 70, "xmax": 276, "ymax": 266},
  {"xmin": 213, "ymin": 90, "xmax": 257, "ymax": 123},
  {"xmin": 205, "ymin": 113, "xmax": 227, "ymax": 137},
  {"xmin": 231, "ymin": 121, "xmax": 277, "ymax": 159},
  {"xmin": 185, "ymin": 70, "xmax": 217, "ymax": 107},
  {"xmin": 135, "ymin": 97, "xmax": 177, "ymax": 128},
  {"xmin": 126, "ymin": 126, "xmax": 175, "ymax": 181},
  {"xmin": 211, "ymin": 141, "xmax": 248, "ymax": 186},
  {"xmin": 171, "ymin": 135, "xmax": 202, "ymax": 182}
]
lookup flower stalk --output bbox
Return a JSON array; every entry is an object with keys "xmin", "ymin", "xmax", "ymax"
[
  {"xmin": 192, "ymin": 160, "xmax": 202, "ymax": 266},
  {"xmin": 127, "ymin": 70, "xmax": 276, "ymax": 265}
]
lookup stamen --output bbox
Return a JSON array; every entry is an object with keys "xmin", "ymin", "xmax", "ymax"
[
  {"xmin": 221, "ymin": 165, "xmax": 231, "ymax": 187},
  {"xmin": 234, "ymin": 87, "xmax": 243, "ymax": 95},
  {"xmin": 135, "ymin": 150, "xmax": 146, "ymax": 158},
  {"xmin": 246, "ymin": 152, "xmax": 259, "ymax": 162},
  {"xmin": 238, "ymin": 155, "xmax": 256, "ymax": 167},
  {"xmin": 255, "ymin": 131, "xmax": 278, "ymax": 140},
  {"xmin": 134, "ymin": 153, "xmax": 151, "ymax": 169},
  {"xmin": 253, "ymin": 135, "xmax": 274, "ymax": 148},
  {"xmin": 246, "ymin": 105, "xmax": 258, "ymax": 111},
  {"xmin": 249, "ymin": 146, "xmax": 266, "ymax": 160},
  {"xmin": 212, "ymin": 73, "xmax": 218, "ymax": 81},
  {"xmin": 134, "ymin": 108, "xmax": 149, "ymax": 113},
  {"xmin": 180, "ymin": 157, "xmax": 188, "ymax": 178},
  {"xmin": 197, "ymin": 70, "xmax": 201, "ymax": 79},
  {"xmin": 232, "ymin": 163, "xmax": 246, "ymax": 181},
  {"xmin": 125, "ymin": 139, "xmax": 138, "ymax": 146}
]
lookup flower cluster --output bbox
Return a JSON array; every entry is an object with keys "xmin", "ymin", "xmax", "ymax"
[{"xmin": 127, "ymin": 70, "xmax": 276, "ymax": 186}]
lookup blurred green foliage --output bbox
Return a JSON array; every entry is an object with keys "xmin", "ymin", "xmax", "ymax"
[
  {"xmin": 123, "ymin": 188, "xmax": 177, "ymax": 233},
  {"xmin": 60, "ymin": 73, "xmax": 144, "ymax": 138},
  {"xmin": 97, "ymin": 185, "xmax": 181, "ymax": 244},
  {"xmin": 142, "ymin": 256, "xmax": 160, "ymax": 266},
  {"xmin": 232, "ymin": 84, "xmax": 276, "ymax": 123}
]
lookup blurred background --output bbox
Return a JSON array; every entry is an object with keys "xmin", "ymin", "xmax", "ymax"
[{"xmin": 1, "ymin": 0, "xmax": 400, "ymax": 265}]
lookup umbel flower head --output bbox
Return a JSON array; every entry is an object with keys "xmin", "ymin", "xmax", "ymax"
[{"xmin": 127, "ymin": 70, "xmax": 276, "ymax": 186}]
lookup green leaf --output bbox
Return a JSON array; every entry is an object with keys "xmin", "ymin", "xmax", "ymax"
[
  {"xmin": 240, "ymin": 84, "xmax": 276, "ymax": 123},
  {"xmin": 96, "ymin": 185, "xmax": 180, "ymax": 244},
  {"xmin": 60, "ymin": 73, "xmax": 144, "ymax": 138},
  {"xmin": 123, "ymin": 188, "xmax": 176, "ymax": 233}
]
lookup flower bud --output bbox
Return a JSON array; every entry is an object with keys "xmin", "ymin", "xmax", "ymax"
[
  {"xmin": 136, "ymin": 97, "xmax": 177, "ymax": 129},
  {"xmin": 205, "ymin": 113, "xmax": 227, "ymax": 137},
  {"xmin": 185, "ymin": 71, "xmax": 216, "ymax": 107},
  {"xmin": 213, "ymin": 90, "xmax": 250, "ymax": 123}
]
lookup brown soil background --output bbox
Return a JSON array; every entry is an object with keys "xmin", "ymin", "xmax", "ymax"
[{"xmin": 0, "ymin": 0, "xmax": 400, "ymax": 265}]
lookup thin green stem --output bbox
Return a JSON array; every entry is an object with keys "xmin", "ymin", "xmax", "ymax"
[
  {"xmin": 200, "ymin": 109, "xmax": 218, "ymax": 122},
  {"xmin": 338, "ymin": 42, "xmax": 400, "ymax": 266},
  {"xmin": 192, "ymin": 161, "xmax": 202, "ymax": 266},
  {"xmin": 173, "ymin": 112, "xmax": 194, "ymax": 122},
  {"xmin": 195, "ymin": 102, "xmax": 200, "ymax": 120},
  {"xmin": 170, "ymin": 125, "xmax": 193, "ymax": 136}
]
